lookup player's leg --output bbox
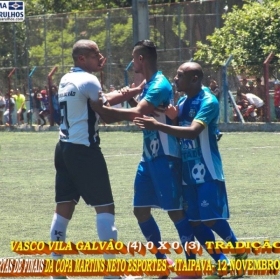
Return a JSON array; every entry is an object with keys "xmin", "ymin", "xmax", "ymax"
[
  {"xmin": 50, "ymin": 202, "xmax": 75, "ymax": 257},
  {"xmin": 157, "ymin": 156, "xmax": 196, "ymax": 261},
  {"xmin": 199, "ymin": 181, "xmax": 237, "ymax": 246},
  {"xmin": 197, "ymin": 180, "xmax": 247, "ymax": 278},
  {"xmin": 134, "ymin": 206, "xmax": 169, "ymax": 260},
  {"xmin": 95, "ymin": 204, "xmax": 118, "ymax": 265},
  {"xmin": 50, "ymin": 141, "xmax": 80, "ymax": 263},
  {"xmin": 133, "ymin": 161, "xmax": 168, "ymax": 260},
  {"xmin": 64, "ymin": 143, "xmax": 118, "ymax": 265},
  {"xmin": 184, "ymin": 183, "xmax": 229, "ymax": 264}
]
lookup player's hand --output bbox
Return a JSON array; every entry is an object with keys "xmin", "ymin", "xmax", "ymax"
[
  {"xmin": 138, "ymin": 80, "xmax": 146, "ymax": 91},
  {"xmin": 133, "ymin": 116, "xmax": 159, "ymax": 130},
  {"xmin": 165, "ymin": 104, "xmax": 179, "ymax": 120}
]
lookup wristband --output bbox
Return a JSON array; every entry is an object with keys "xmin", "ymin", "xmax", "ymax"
[{"xmin": 101, "ymin": 94, "xmax": 109, "ymax": 105}]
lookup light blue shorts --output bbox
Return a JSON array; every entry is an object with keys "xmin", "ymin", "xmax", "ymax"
[
  {"xmin": 134, "ymin": 156, "xmax": 183, "ymax": 211},
  {"xmin": 183, "ymin": 180, "xmax": 229, "ymax": 222}
]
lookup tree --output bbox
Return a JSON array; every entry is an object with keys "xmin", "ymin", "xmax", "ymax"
[
  {"xmin": 194, "ymin": 0, "xmax": 280, "ymax": 77},
  {"xmin": 26, "ymin": 0, "xmax": 133, "ymax": 15}
]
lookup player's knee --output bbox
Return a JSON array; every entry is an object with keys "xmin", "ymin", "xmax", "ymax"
[
  {"xmin": 56, "ymin": 201, "xmax": 76, "ymax": 220},
  {"xmin": 203, "ymin": 220, "xmax": 217, "ymax": 228},
  {"xmin": 190, "ymin": 221, "xmax": 201, "ymax": 227},
  {"xmin": 95, "ymin": 204, "xmax": 115, "ymax": 215},
  {"xmin": 133, "ymin": 208, "xmax": 151, "ymax": 223},
  {"xmin": 167, "ymin": 210, "xmax": 185, "ymax": 223}
]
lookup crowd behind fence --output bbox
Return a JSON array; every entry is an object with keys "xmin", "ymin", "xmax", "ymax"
[{"xmin": 1, "ymin": 0, "xmax": 280, "ymax": 126}]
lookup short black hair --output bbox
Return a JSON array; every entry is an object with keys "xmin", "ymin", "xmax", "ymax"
[{"xmin": 134, "ymin": 40, "xmax": 157, "ymax": 62}]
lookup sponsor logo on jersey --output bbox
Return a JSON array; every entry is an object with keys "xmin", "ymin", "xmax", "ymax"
[
  {"xmin": 201, "ymin": 200, "xmax": 209, "ymax": 207},
  {"xmin": 189, "ymin": 108, "xmax": 196, "ymax": 118},
  {"xmin": 58, "ymin": 91, "xmax": 76, "ymax": 98}
]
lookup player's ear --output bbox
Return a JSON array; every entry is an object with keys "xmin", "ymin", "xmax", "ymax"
[
  {"xmin": 192, "ymin": 75, "xmax": 198, "ymax": 83},
  {"xmin": 78, "ymin": 54, "xmax": 85, "ymax": 62}
]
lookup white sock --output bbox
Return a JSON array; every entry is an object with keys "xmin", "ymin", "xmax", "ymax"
[
  {"xmin": 96, "ymin": 213, "xmax": 118, "ymax": 260},
  {"xmin": 50, "ymin": 213, "xmax": 69, "ymax": 260}
]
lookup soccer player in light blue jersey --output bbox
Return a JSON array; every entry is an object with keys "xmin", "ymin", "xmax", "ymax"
[
  {"xmin": 134, "ymin": 62, "xmax": 248, "ymax": 278},
  {"xmin": 91, "ymin": 41, "xmax": 196, "ymax": 273}
]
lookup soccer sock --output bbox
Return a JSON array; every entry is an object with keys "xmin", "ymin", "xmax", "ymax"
[
  {"xmin": 96, "ymin": 213, "xmax": 118, "ymax": 260},
  {"xmin": 210, "ymin": 220, "xmax": 238, "ymax": 247},
  {"xmin": 138, "ymin": 216, "xmax": 166, "ymax": 259},
  {"xmin": 50, "ymin": 213, "xmax": 69, "ymax": 260},
  {"xmin": 174, "ymin": 217, "xmax": 196, "ymax": 260},
  {"xmin": 193, "ymin": 223, "xmax": 228, "ymax": 263}
]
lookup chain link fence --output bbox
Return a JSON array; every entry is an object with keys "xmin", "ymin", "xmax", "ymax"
[
  {"xmin": 5, "ymin": 0, "xmax": 280, "ymax": 125},
  {"xmin": 0, "ymin": 1, "xmax": 243, "ymax": 91}
]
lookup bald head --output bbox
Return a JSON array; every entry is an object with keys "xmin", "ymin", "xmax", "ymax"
[
  {"xmin": 174, "ymin": 62, "xmax": 203, "ymax": 96},
  {"xmin": 180, "ymin": 62, "xmax": 204, "ymax": 81},
  {"xmin": 72, "ymin": 40, "xmax": 99, "ymax": 62}
]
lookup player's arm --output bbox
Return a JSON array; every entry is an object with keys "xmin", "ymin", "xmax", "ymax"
[
  {"xmin": 91, "ymin": 97, "xmax": 155, "ymax": 124},
  {"xmin": 127, "ymin": 97, "xmax": 138, "ymax": 108},
  {"xmin": 97, "ymin": 99, "xmax": 125, "ymax": 124},
  {"xmin": 133, "ymin": 116, "xmax": 205, "ymax": 140},
  {"xmin": 105, "ymin": 81, "xmax": 145, "ymax": 106}
]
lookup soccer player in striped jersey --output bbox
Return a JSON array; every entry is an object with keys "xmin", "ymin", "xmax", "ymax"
[
  {"xmin": 90, "ymin": 40, "xmax": 196, "ymax": 274},
  {"xmin": 50, "ymin": 40, "xmax": 127, "ymax": 278},
  {"xmin": 134, "ymin": 62, "xmax": 248, "ymax": 278}
]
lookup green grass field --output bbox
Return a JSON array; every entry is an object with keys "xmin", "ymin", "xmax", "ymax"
[{"xmin": 0, "ymin": 131, "xmax": 280, "ymax": 278}]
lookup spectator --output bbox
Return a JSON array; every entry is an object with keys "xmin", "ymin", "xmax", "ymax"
[
  {"xmin": 237, "ymin": 78, "xmax": 249, "ymax": 96},
  {"xmin": 209, "ymin": 79, "xmax": 220, "ymax": 101},
  {"xmin": 274, "ymin": 80, "xmax": 280, "ymax": 121},
  {"xmin": 237, "ymin": 92, "xmax": 264, "ymax": 121},
  {"xmin": 27, "ymin": 87, "xmax": 43, "ymax": 125},
  {"xmin": 51, "ymin": 85, "xmax": 61, "ymax": 125},
  {"xmin": 253, "ymin": 77, "xmax": 265, "ymax": 100},
  {"xmin": 12, "ymin": 88, "xmax": 26, "ymax": 125},
  {"xmin": 39, "ymin": 89, "xmax": 49, "ymax": 125},
  {"xmin": 3, "ymin": 93, "xmax": 15, "ymax": 126},
  {"xmin": 247, "ymin": 80, "xmax": 255, "ymax": 93},
  {"xmin": 0, "ymin": 92, "xmax": 5, "ymax": 125}
]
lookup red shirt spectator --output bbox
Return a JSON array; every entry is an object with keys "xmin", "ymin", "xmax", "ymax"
[{"xmin": 274, "ymin": 80, "xmax": 280, "ymax": 121}]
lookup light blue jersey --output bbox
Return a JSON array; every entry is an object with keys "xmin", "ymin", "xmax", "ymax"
[
  {"xmin": 177, "ymin": 89, "xmax": 224, "ymax": 185},
  {"xmin": 138, "ymin": 71, "xmax": 180, "ymax": 162}
]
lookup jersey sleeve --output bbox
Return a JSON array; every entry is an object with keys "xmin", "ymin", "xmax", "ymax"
[
  {"xmin": 144, "ymin": 86, "xmax": 167, "ymax": 107},
  {"xmin": 194, "ymin": 96, "xmax": 219, "ymax": 126},
  {"xmin": 82, "ymin": 75, "xmax": 102, "ymax": 101},
  {"xmin": 144, "ymin": 75, "xmax": 171, "ymax": 108}
]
